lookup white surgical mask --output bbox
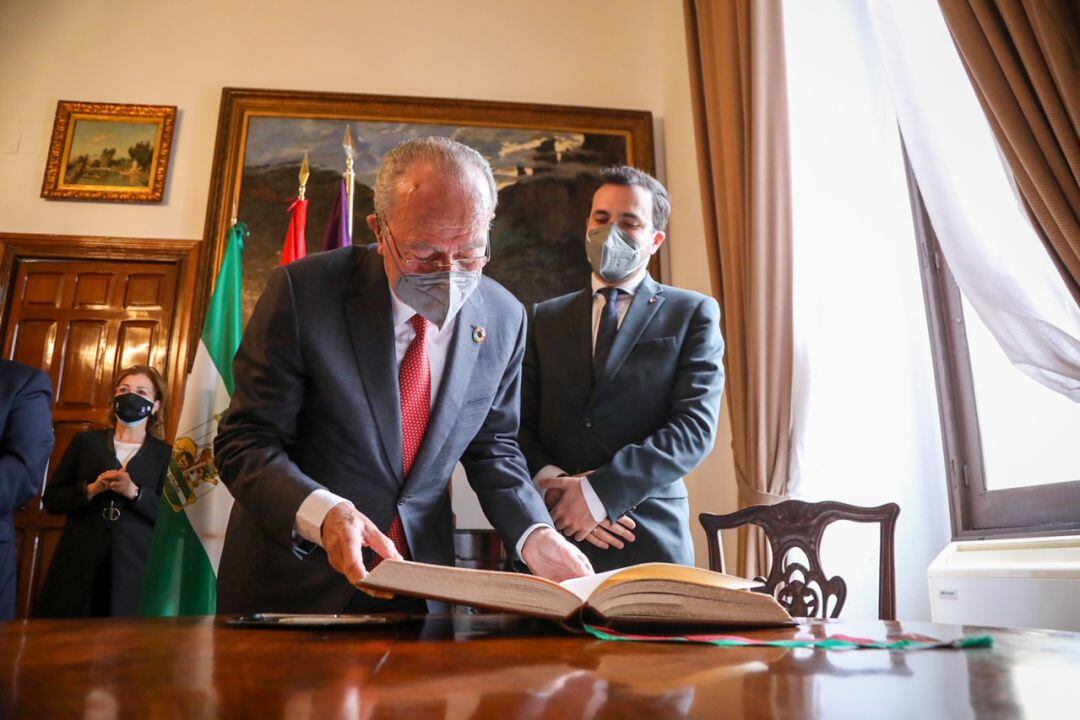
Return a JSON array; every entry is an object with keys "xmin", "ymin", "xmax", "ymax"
[
  {"xmin": 378, "ymin": 217, "xmax": 486, "ymax": 329},
  {"xmin": 586, "ymin": 224, "xmax": 647, "ymax": 283},
  {"xmin": 392, "ymin": 269, "xmax": 480, "ymax": 330}
]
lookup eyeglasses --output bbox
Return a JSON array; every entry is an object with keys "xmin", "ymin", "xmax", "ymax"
[{"xmin": 378, "ymin": 217, "xmax": 490, "ymax": 274}]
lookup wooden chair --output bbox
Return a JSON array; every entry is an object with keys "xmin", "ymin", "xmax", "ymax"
[
  {"xmin": 452, "ymin": 529, "xmax": 510, "ymax": 616},
  {"xmin": 700, "ymin": 500, "xmax": 900, "ymax": 620},
  {"xmin": 452, "ymin": 529, "xmax": 508, "ymax": 571}
]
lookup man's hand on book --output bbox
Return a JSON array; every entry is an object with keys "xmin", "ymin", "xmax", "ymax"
[
  {"xmin": 521, "ymin": 526, "xmax": 594, "ymax": 582},
  {"xmin": 322, "ymin": 502, "xmax": 401, "ymax": 596}
]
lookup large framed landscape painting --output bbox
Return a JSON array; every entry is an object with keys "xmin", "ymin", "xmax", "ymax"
[
  {"xmin": 41, "ymin": 101, "xmax": 176, "ymax": 202},
  {"xmin": 198, "ymin": 88, "xmax": 656, "ymax": 335}
]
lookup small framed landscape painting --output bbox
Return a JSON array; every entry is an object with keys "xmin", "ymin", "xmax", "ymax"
[{"xmin": 41, "ymin": 101, "xmax": 176, "ymax": 202}]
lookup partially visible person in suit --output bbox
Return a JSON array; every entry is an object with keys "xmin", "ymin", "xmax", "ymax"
[
  {"xmin": 520, "ymin": 166, "xmax": 725, "ymax": 572},
  {"xmin": 0, "ymin": 359, "xmax": 54, "ymax": 620},
  {"xmin": 37, "ymin": 365, "xmax": 170, "ymax": 617},
  {"xmin": 214, "ymin": 136, "xmax": 592, "ymax": 616}
]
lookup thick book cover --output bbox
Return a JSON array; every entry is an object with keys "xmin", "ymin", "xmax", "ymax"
[{"xmin": 356, "ymin": 560, "xmax": 795, "ymax": 629}]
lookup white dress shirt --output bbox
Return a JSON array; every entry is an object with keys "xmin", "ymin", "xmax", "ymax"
[
  {"xmin": 532, "ymin": 268, "xmax": 649, "ymax": 522},
  {"xmin": 295, "ymin": 282, "xmax": 546, "ymax": 559}
]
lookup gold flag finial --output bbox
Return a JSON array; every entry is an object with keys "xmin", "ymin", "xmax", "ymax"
[{"xmin": 298, "ymin": 152, "xmax": 310, "ymax": 200}]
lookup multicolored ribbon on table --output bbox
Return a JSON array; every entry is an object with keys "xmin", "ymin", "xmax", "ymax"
[{"xmin": 583, "ymin": 624, "xmax": 994, "ymax": 651}]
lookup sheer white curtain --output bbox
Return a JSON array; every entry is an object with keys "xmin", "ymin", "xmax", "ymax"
[
  {"xmin": 868, "ymin": 1, "xmax": 1080, "ymax": 401},
  {"xmin": 782, "ymin": 0, "xmax": 951, "ymax": 620}
]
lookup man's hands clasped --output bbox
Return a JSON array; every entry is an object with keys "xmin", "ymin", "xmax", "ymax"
[{"xmin": 538, "ymin": 473, "xmax": 637, "ymax": 550}]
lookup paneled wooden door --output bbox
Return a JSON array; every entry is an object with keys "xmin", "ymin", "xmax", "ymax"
[{"xmin": 0, "ymin": 234, "xmax": 199, "ymax": 618}]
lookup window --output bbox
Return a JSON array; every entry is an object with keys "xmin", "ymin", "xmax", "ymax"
[
  {"xmin": 782, "ymin": 0, "xmax": 1079, "ymax": 620},
  {"xmin": 909, "ymin": 173, "xmax": 1080, "ymax": 537},
  {"xmin": 876, "ymin": 0, "xmax": 1080, "ymax": 539}
]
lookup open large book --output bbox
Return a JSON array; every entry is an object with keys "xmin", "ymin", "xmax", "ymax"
[{"xmin": 358, "ymin": 560, "xmax": 794, "ymax": 628}]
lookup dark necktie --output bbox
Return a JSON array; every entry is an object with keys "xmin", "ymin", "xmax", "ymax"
[
  {"xmin": 593, "ymin": 287, "xmax": 622, "ymax": 377},
  {"xmin": 373, "ymin": 314, "xmax": 429, "ymax": 567}
]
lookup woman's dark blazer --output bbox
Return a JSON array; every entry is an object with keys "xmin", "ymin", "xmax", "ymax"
[{"xmin": 37, "ymin": 429, "xmax": 170, "ymax": 617}]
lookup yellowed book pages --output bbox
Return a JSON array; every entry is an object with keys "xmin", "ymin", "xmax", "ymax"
[{"xmin": 358, "ymin": 560, "xmax": 792, "ymax": 627}]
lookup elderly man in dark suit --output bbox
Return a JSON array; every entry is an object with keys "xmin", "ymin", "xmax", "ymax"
[
  {"xmin": 0, "ymin": 359, "xmax": 55, "ymax": 620},
  {"xmin": 520, "ymin": 166, "xmax": 725, "ymax": 573},
  {"xmin": 215, "ymin": 137, "xmax": 592, "ymax": 615}
]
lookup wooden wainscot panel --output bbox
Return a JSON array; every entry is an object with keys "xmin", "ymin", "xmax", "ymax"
[{"xmin": 0, "ymin": 232, "xmax": 200, "ymax": 618}]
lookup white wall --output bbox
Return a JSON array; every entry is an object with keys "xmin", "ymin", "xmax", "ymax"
[{"xmin": 0, "ymin": 0, "xmax": 739, "ymax": 567}]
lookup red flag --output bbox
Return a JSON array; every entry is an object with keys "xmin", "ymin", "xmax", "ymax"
[{"xmin": 281, "ymin": 199, "xmax": 308, "ymax": 265}]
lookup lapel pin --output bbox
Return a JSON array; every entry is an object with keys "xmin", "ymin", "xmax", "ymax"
[
  {"xmin": 649, "ymin": 296, "xmax": 657, "ymax": 304},
  {"xmin": 472, "ymin": 326, "xmax": 486, "ymax": 343}
]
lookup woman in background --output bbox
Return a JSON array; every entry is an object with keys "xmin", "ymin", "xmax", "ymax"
[{"xmin": 37, "ymin": 365, "xmax": 171, "ymax": 617}]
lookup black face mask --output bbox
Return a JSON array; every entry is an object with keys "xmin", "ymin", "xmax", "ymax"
[{"xmin": 114, "ymin": 393, "xmax": 154, "ymax": 425}]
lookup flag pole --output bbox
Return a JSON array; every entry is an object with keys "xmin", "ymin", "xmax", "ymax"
[
  {"xmin": 280, "ymin": 153, "xmax": 310, "ymax": 266},
  {"xmin": 342, "ymin": 126, "xmax": 356, "ymax": 239}
]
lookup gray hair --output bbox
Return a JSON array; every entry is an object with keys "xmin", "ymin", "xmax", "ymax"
[
  {"xmin": 373, "ymin": 136, "xmax": 498, "ymax": 219},
  {"xmin": 598, "ymin": 165, "xmax": 671, "ymax": 232}
]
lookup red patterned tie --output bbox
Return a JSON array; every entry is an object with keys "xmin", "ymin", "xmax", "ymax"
[{"xmin": 374, "ymin": 314, "xmax": 430, "ymax": 567}]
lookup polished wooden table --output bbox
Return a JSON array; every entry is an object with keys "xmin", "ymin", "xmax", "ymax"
[{"xmin": 2, "ymin": 614, "xmax": 1077, "ymax": 718}]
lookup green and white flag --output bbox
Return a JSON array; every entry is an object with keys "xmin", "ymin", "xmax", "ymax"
[{"xmin": 140, "ymin": 223, "xmax": 246, "ymax": 616}]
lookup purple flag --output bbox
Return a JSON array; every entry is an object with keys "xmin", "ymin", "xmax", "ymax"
[{"xmin": 323, "ymin": 177, "xmax": 352, "ymax": 251}]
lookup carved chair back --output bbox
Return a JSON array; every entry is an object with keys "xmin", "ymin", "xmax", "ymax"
[{"xmin": 700, "ymin": 500, "xmax": 899, "ymax": 620}]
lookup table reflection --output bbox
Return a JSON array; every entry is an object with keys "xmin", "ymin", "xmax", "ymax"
[{"xmin": 3, "ymin": 615, "xmax": 1077, "ymax": 719}]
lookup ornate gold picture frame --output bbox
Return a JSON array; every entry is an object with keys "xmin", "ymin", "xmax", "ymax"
[
  {"xmin": 41, "ymin": 101, "xmax": 177, "ymax": 202},
  {"xmin": 197, "ymin": 87, "xmax": 656, "ymax": 340}
]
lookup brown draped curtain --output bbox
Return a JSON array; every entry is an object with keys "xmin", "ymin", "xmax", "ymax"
[
  {"xmin": 684, "ymin": 0, "xmax": 794, "ymax": 577},
  {"xmin": 939, "ymin": 0, "xmax": 1080, "ymax": 303}
]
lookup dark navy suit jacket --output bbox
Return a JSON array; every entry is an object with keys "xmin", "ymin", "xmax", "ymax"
[
  {"xmin": 520, "ymin": 274, "xmax": 725, "ymax": 572},
  {"xmin": 214, "ymin": 246, "xmax": 551, "ymax": 614}
]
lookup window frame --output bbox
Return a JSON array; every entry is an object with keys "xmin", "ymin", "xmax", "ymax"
[{"xmin": 903, "ymin": 149, "xmax": 1080, "ymax": 540}]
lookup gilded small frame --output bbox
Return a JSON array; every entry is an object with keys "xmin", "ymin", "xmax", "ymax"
[{"xmin": 40, "ymin": 101, "xmax": 177, "ymax": 202}]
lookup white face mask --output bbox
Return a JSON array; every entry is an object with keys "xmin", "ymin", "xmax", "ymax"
[
  {"xmin": 586, "ymin": 224, "xmax": 647, "ymax": 283},
  {"xmin": 393, "ymin": 268, "xmax": 481, "ymax": 330},
  {"xmin": 378, "ymin": 216, "xmax": 486, "ymax": 329}
]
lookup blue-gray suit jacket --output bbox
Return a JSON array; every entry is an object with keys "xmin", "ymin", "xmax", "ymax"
[
  {"xmin": 520, "ymin": 275, "xmax": 725, "ymax": 571},
  {"xmin": 0, "ymin": 360, "xmax": 54, "ymax": 619},
  {"xmin": 215, "ymin": 246, "xmax": 550, "ymax": 614}
]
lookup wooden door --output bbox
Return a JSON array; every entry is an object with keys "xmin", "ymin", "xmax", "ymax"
[{"xmin": 0, "ymin": 233, "xmax": 199, "ymax": 618}]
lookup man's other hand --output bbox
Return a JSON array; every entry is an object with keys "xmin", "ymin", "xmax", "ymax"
[
  {"xmin": 321, "ymin": 502, "xmax": 402, "ymax": 596},
  {"xmin": 582, "ymin": 515, "xmax": 637, "ymax": 551},
  {"xmin": 538, "ymin": 474, "xmax": 599, "ymax": 541},
  {"xmin": 520, "ymin": 526, "xmax": 593, "ymax": 582}
]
